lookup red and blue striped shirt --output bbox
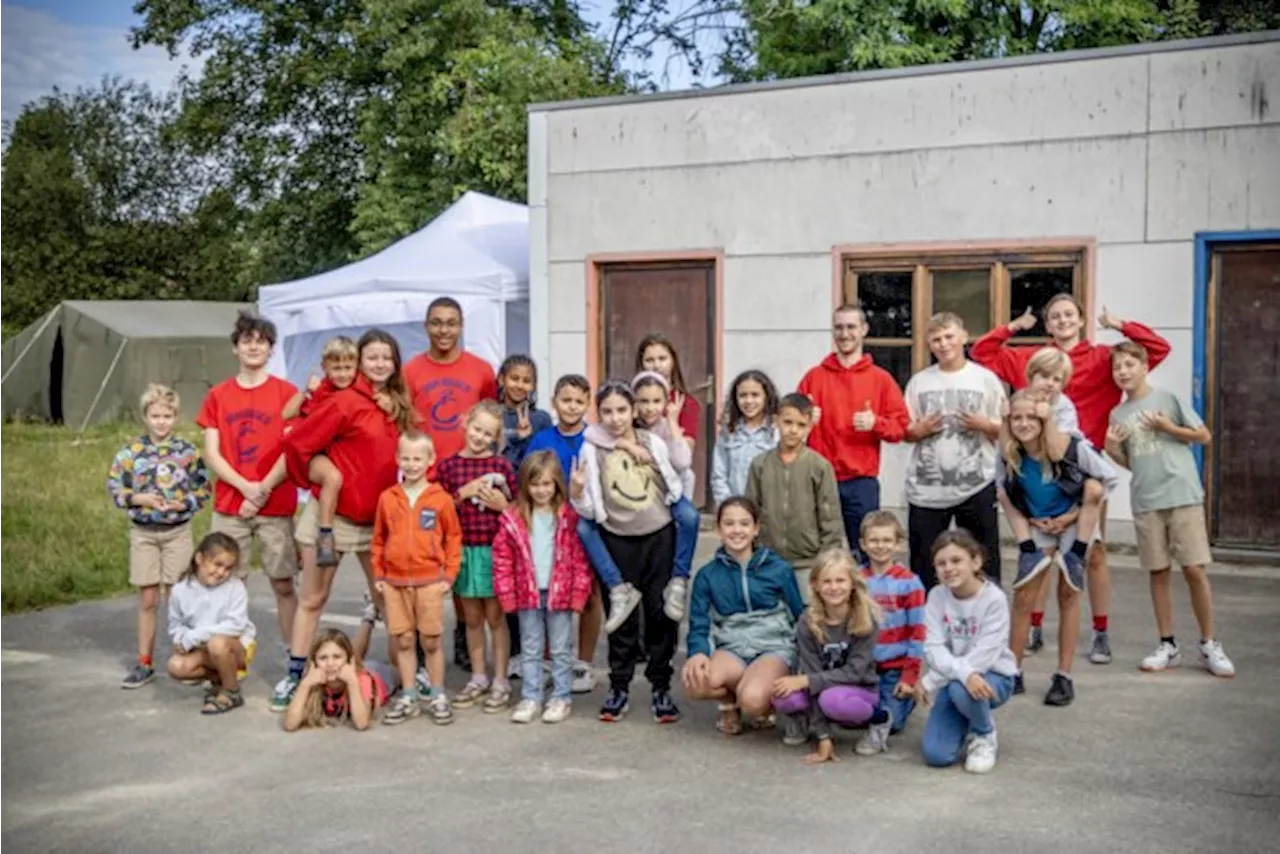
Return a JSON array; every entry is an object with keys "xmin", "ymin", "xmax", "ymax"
[{"xmin": 861, "ymin": 564, "xmax": 927, "ymax": 686}]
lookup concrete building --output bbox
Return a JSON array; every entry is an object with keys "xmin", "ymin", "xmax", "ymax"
[{"xmin": 527, "ymin": 32, "xmax": 1280, "ymax": 552}]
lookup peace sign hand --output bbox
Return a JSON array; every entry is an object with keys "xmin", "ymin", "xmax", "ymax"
[
  {"xmin": 569, "ymin": 455, "xmax": 588, "ymax": 499},
  {"xmin": 515, "ymin": 402, "xmax": 533, "ymax": 439}
]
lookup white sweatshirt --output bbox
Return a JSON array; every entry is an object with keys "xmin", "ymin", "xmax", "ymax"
[
  {"xmin": 921, "ymin": 579, "xmax": 1018, "ymax": 695},
  {"xmin": 168, "ymin": 576, "xmax": 256, "ymax": 652}
]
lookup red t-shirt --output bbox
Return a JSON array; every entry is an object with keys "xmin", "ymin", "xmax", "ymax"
[
  {"xmin": 672, "ymin": 391, "xmax": 702, "ymax": 443},
  {"xmin": 197, "ymin": 376, "xmax": 299, "ymax": 517},
  {"xmin": 403, "ymin": 350, "xmax": 498, "ymax": 460}
]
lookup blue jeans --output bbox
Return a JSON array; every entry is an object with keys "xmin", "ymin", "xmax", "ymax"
[
  {"xmin": 517, "ymin": 592, "xmax": 575, "ymax": 702},
  {"xmin": 921, "ymin": 673, "xmax": 1016, "ymax": 767},
  {"xmin": 838, "ymin": 477, "xmax": 880, "ymax": 561},
  {"xmin": 877, "ymin": 668, "xmax": 916, "ymax": 735},
  {"xmin": 578, "ymin": 497, "xmax": 700, "ymax": 589}
]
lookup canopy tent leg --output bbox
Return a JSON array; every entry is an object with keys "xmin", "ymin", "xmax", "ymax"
[{"xmin": 77, "ymin": 338, "xmax": 129, "ymax": 435}]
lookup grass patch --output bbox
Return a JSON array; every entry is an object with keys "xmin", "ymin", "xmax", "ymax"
[{"xmin": 1, "ymin": 421, "xmax": 212, "ymax": 613}]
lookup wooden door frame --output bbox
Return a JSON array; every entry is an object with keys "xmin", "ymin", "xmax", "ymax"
[{"xmin": 1193, "ymin": 230, "xmax": 1280, "ymax": 547}]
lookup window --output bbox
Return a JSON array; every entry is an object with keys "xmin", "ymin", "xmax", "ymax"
[{"xmin": 840, "ymin": 245, "xmax": 1087, "ymax": 388}]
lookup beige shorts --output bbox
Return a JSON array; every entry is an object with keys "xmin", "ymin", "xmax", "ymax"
[
  {"xmin": 211, "ymin": 513, "xmax": 298, "ymax": 580},
  {"xmin": 129, "ymin": 522, "xmax": 193, "ymax": 587},
  {"xmin": 383, "ymin": 581, "xmax": 450, "ymax": 638},
  {"xmin": 1134, "ymin": 504, "xmax": 1212, "ymax": 571},
  {"xmin": 293, "ymin": 498, "xmax": 372, "ymax": 554}
]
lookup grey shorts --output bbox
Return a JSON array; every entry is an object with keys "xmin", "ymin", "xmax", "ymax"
[{"xmin": 1030, "ymin": 523, "xmax": 1102, "ymax": 553}]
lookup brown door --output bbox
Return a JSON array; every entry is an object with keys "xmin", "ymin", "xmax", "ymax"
[
  {"xmin": 601, "ymin": 262, "xmax": 715, "ymax": 508},
  {"xmin": 1211, "ymin": 244, "xmax": 1280, "ymax": 549}
]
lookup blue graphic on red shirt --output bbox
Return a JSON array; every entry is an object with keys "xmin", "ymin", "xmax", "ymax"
[
  {"xmin": 422, "ymin": 378, "xmax": 474, "ymax": 433},
  {"xmin": 225, "ymin": 408, "xmax": 273, "ymax": 466}
]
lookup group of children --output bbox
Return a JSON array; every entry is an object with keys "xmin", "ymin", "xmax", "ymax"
[{"xmin": 106, "ymin": 293, "xmax": 1235, "ymax": 773}]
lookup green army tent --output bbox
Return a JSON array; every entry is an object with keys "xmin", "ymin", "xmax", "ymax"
[{"xmin": 1, "ymin": 301, "xmax": 253, "ymax": 428}]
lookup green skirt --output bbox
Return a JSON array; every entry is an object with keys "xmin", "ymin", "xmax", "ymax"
[{"xmin": 455, "ymin": 546, "xmax": 494, "ymax": 599}]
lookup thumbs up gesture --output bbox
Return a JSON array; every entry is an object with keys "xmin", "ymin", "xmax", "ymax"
[{"xmin": 853, "ymin": 401, "xmax": 876, "ymax": 432}]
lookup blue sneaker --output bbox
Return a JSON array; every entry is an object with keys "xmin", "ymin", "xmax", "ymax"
[
  {"xmin": 1013, "ymin": 549, "xmax": 1052, "ymax": 589},
  {"xmin": 1059, "ymin": 551, "xmax": 1086, "ymax": 593},
  {"xmin": 650, "ymin": 690, "xmax": 681, "ymax": 724},
  {"xmin": 599, "ymin": 688, "xmax": 630, "ymax": 722}
]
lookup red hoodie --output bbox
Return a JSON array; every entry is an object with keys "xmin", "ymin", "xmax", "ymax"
[
  {"xmin": 797, "ymin": 354, "xmax": 908, "ymax": 481},
  {"xmin": 970, "ymin": 322, "xmax": 1170, "ymax": 449},
  {"xmin": 283, "ymin": 376, "xmax": 401, "ymax": 525}
]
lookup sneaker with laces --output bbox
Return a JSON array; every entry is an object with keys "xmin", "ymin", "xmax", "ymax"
[
  {"xmin": 315, "ymin": 530, "xmax": 339, "ymax": 568},
  {"xmin": 1027, "ymin": 625, "xmax": 1044, "ymax": 654},
  {"xmin": 1044, "ymin": 672, "xmax": 1075, "ymax": 707},
  {"xmin": 781, "ymin": 714, "xmax": 809, "ymax": 746},
  {"xmin": 599, "ymin": 688, "xmax": 630, "ymax": 722},
  {"xmin": 1013, "ymin": 549, "xmax": 1052, "ymax": 589},
  {"xmin": 571, "ymin": 660, "xmax": 596, "ymax": 694},
  {"xmin": 428, "ymin": 694, "xmax": 455, "ymax": 725},
  {"xmin": 415, "ymin": 668, "xmax": 432, "ymax": 702},
  {"xmin": 605, "ymin": 583, "xmax": 643, "ymax": 634},
  {"xmin": 361, "ymin": 591, "xmax": 381, "ymax": 624},
  {"xmin": 1058, "ymin": 551, "xmax": 1085, "ymax": 593},
  {"xmin": 964, "ymin": 729, "xmax": 998, "ymax": 774},
  {"xmin": 269, "ymin": 673, "xmax": 300, "ymax": 712},
  {"xmin": 1089, "ymin": 630, "xmax": 1113, "ymax": 664},
  {"xmin": 855, "ymin": 715, "xmax": 892, "ymax": 755},
  {"xmin": 542, "ymin": 698, "xmax": 572, "ymax": 723},
  {"xmin": 510, "ymin": 699, "xmax": 541, "ymax": 723},
  {"xmin": 1140, "ymin": 641, "xmax": 1181, "ymax": 672},
  {"xmin": 651, "ymin": 690, "xmax": 681, "ymax": 724},
  {"xmin": 452, "ymin": 677, "xmax": 490, "ymax": 707},
  {"xmin": 1198, "ymin": 639, "xmax": 1235, "ymax": 678},
  {"xmin": 121, "ymin": 663, "xmax": 156, "ymax": 689},
  {"xmin": 662, "ymin": 577, "xmax": 688, "ymax": 622},
  {"xmin": 383, "ymin": 692, "xmax": 421, "ymax": 725},
  {"xmin": 483, "ymin": 682, "xmax": 513, "ymax": 713}
]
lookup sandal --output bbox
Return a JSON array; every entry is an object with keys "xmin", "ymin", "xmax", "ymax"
[
  {"xmin": 451, "ymin": 678, "xmax": 490, "ymax": 708},
  {"xmin": 715, "ymin": 703, "xmax": 743, "ymax": 736},
  {"xmin": 201, "ymin": 690, "xmax": 244, "ymax": 715},
  {"xmin": 746, "ymin": 712, "xmax": 777, "ymax": 731}
]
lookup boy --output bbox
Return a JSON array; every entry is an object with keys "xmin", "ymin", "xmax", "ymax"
[
  {"xmin": 197, "ymin": 312, "xmax": 300, "ymax": 661},
  {"xmin": 745, "ymin": 392, "xmax": 843, "ymax": 594},
  {"xmin": 372, "ymin": 432, "xmax": 463, "ymax": 724},
  {"xmin": 855, "ymin": 511, "xmax": 926, "ymax": 756},
  {"xmin": 1105, "ymin": 342, "xmax": 1234, "ymax": 677},
  {"xmin": 525, "ymin": 373, "xmax": 601, "ymax": 692},
  {"xmin": 903, "ymin": 312, "xmax": 1006, "ymax": 588},
  {"xmin": 281, "ymin": 336, "xmax": 358, "ymax": 567},
  {"xmin": 108, "ymin": 384, "xmax": 210, "ymax": 687}
]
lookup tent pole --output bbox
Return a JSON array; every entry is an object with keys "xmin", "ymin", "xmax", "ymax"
[
  {"xmin": 0, "ymin": 308, "xmax": 60, "ymax": 386},
  {"xmin": 77, "ymin": 338, "xmax": 129, "ymax": 435}
]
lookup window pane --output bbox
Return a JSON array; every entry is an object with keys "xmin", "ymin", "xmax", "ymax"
[
  {"xmin": 855, "ymin": 271, "xmax": 913, "ymax": 338},
  {"xmin": 932, "ymin": 268, "xmax": 992, "ymax": 337},
  {"xmin": 864, "ymin": 345, "xmax": 912, "ymax": 390},
  {"xmin": 1010, "ymin": 267, "xmax": 1075, "ymax": 338}
]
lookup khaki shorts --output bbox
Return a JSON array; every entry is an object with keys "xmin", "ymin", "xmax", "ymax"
[
  {"xmin": 293, "ymin": 499, "xmax": 372, "ymax": 554},
  {"xmin": 1134, "ymin": 504, "xmax": 1212, "ymax": 571},
  {"xmin": 129, "ymin": 522, "xmax": 193, "ymax": 587},
  {"xmin": 211, "ymin": 513, "xmax": 298, "ymax": 580},
  {"xmin": 383, "ymin": 581, "xmax": 450, "ymax": 637}
]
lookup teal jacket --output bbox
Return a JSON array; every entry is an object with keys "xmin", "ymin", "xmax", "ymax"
[{"xmin": 687, "ymin": 547, "xmax": 806, "ymax": 659}]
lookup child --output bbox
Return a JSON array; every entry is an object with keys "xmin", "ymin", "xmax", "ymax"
[
  {"xmin": 570, "ymin": 380, "xmax": 683, "ymax": 723},
  {"xmin": 282, "ymin": 628, "xmax": 394, "ymax": 731},
  {"xmin": 855, "ymin": 511, "xmax": 926, "ymax": 754},
  {"xmin": 371, "ymin": 432, "xmax": 463, "ymax": 726},
  {"xmin": 682, "ymin": 498, "xmax": 805, "ymax": 736},
  {"xmin": 281, "ymin": 336, "xmax": 359, "ymax": 568},
  {"xmin": 166, "ymin": 532, "xmax": 255, "ymax": 714},
  {"xmin": 773, "ymin": 547, "xmax": 882, "ymax": 764},
  {"xmin": 108, "ymin": 383, "xmax": 210, "ymax": 689},
  {"xmin": 527, "ymin": 374, "xmax": 602, "ymax": 693},
  {"xmin": 745, "ymin": 393, "xmax": 843, "ymax": 595},
  {"xmin": 498, "ymin": 355, "xmax": 554, "ymax": 470},
  {"xmin": 711, "ymin": 369, "xmax": 780, "ymax": 507},
  {"xmin": 493, "ymin": 451, "xmax": 594, "ymax": 723},
  {"xmin": 436, "ymin": 401, "xmax": 519, "ymax": 711},
  {"xmin": 1105, "ymin": 342, "xmax": 1234, "ymax": 677},
  {"xmin": 636, "ymin": 333, "xmax": 701, "ymax": 454},
  {"xmin": 583, "ymin": 372, "xmax": 701, "ymax": 623},
  {"xmin": 1002, "ymin": 390, "xmax": 1118, "ymax": 706},
  {"xmin": 920, "ymin": 531, "xmax": 1019, "ymax": 774}
]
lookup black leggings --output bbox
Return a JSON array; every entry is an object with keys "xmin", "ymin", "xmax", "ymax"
[{"xmin": 602, "ymin": 524, "xmax": 677, "ymax": 693}]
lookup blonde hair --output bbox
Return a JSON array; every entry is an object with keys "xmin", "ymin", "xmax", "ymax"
[
  {"xmin": 465, "ymin": 400, "xmax": 506, "ymax": 453},
  {"xmin": 925, "ymin": 311, "xmax": 966, "ymax": 335},
  {"xmin": 321, "ymin": 336, "xmax": 358, "ymax": 364},
  {"xmin": 296, "ymin": 629, "xmax": 376, "ymax": 729},
  {"xmin": 399, "ymin": 430, "xmax": 435, "ymax": 456},
  {"xmin": 859, "ymin": 509, "xmax": 904, "ymax": 543},
  {"xmin": 1001, "ymin": 389, "xmax": 1052, "ymax": 480},
  {"xmin": 515, "ymin": 451, "xmax": 566, "ymax": 526},
  {"xmin": 1026, "ymin": 347, "xmax": 1073, "ymax": 385},
  {"xmin": 807, "ymin": 547, "xmax": 879, "ymax": 642},
  {"xmin": 140, "ymin": 383, "xmax": 179, "ymax": 416}
]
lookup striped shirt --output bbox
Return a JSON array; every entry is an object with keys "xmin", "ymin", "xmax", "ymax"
[
  {"xmin": 435, "ymin": 454, "xmax": 518, "ymax": 546},
  {"xmin": 861, "ymin": 564, "xmax": 927, "ymax": 686}
]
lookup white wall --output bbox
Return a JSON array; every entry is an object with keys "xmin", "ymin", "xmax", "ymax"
[{"xmin": 530, "ymin": 36, "xmax": 1280, "ymax": 542}]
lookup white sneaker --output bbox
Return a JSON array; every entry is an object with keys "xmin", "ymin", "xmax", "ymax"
[
  {"xmin": 964, "ymin": 730, "xmax": 998, "ymax": 774},
  {"xmin": 855, "ymin": 715, "xmax": 892, "ymax": 756},
  {"xmin": 571, "ymin": 660, "xmax": 596, "ymax": 694},
  {"xmin": 510, "ymin": 699, "xmax": 541, "ymax": 724},
  {"xmin": 662, "ymin": 577, "xmax": 688, "ymax": 622},
  {"xmin": 605, "ymin": 582, "xmax": 643, "ymax": 634},
  {"xmin": 1140, "ymin": 641, "xmax": 1181, "ymax": 672},
  {"xmin": 542, "ymin": 698, "xmax": 572, "ymax": 723},
  {"xmin": 1198, "ymin": 639, "xmax": 1236, "ymax": 678}
]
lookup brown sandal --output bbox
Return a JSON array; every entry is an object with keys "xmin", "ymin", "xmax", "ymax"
[
  {"xmin": 201, "ymin": 689, "xmax": 244, "ymax": 715},
  {"xmin": 715, "ymin": 703, "xmax": 743, "ymax": 736}
]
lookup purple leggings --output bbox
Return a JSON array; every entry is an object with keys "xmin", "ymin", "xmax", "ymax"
[{"xmin": 773, "ymin": 685, "xmax": 878, "ymax": 725}]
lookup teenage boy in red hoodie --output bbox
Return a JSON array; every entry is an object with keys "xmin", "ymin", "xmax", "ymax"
[
  {"xmin": 971, "ymin": 294, "xmax": 1170, "ymax": 665},
  {"xmin": 798, "ymin": 304, "xmax": 908, "ymax": 556}
]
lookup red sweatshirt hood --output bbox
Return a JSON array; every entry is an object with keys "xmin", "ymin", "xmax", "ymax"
[{"xmin": 819, "ymin": 353, "xmax": 875, "ymax": 374}]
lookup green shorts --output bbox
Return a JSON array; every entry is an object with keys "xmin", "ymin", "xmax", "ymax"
[{"xmin": 455, "ymin": 546, "xmax": 494, "ymax": 599}]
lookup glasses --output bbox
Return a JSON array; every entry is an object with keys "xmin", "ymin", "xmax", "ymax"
[{"xmin": 428, "ymin": 319, "xmax": 461, "ymax": 330}]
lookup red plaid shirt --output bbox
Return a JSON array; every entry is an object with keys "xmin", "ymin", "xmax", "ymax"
[{"xmin": 436, "ymin": 454, "xmax": 518, "ymax": 546}]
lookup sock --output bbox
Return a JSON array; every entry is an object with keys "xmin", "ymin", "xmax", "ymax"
[
  {"xmin": 401, "ymin": 688, "xmax": 415, "ymax": 699},
  {"xmin": 1030, "ymin": 611, "xmax": 1044, "ymax": 628},
  {"xmin": 869, "ymin": 709, "xmax": 890, "ymax": 725},
  {"xmin": 139, "ymin": 654, "xmax": 153, "ymax": 668},
  {"xmin": 1161, "ymin": 635, "xmax": 1176, "ymax": 647},
  {"xmin": 1018, "ymin": 539, "xmax": 1036, "ymax": 554},
  {"xmin": 1055, "ymin": 670, "xmax": 1073, "ymax": 681},
  {"xmin": 1093, "ymin": 615, "xmax": 1108, "ymax": 633},
  {"xmin": 1070, "ymin": 539, "xmax": 1088, "ymax": 559},
  {"xmin": 319, "ymin": 525, "xmax": 333, "ymax": 534},
  {"xmin": 288, "ymin": 655, "xmax": 307, "ymax": 679}
]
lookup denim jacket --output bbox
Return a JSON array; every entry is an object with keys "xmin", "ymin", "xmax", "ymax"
[{"xmin": 711, "ymin": 423, "xmax": 778, "ymax": 506}]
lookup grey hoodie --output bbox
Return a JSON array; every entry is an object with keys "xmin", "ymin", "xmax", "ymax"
[
  {"xmin": 921, "ymin": 579, "xmax": 1017, "ymax": 696},
  {"xmin": 168, "ymin": 576, "xmax": 256, "ymax": 652},
  {"xmin": 795, "ymin": 616, "xmax": 879, "ymax": 740}
]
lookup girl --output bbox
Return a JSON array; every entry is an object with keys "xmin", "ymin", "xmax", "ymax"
[
  {"xmin": 920, "ymin": 531, "xmax": 1019, "ymax": 774},
  {"xmin": 437, "ymin": 401, "xmax": 519, "ymax": 712},
  {"xmin": 773, "ymin": 548, "xmax": 881, "ymax": 763},
  {"xmin": 682, "ymin": 498, "xmax": 805, "ymax": 737},
  {"xmin": 1001, "ymin": 390, "xmax": 1117, "ymax": 707},
  {"xmin": 636, "ymin": 333, "xmax": 701, "ymax": 454},
  {"xmin": 166, "ymin": 532, "xmax": 255, "ymax": 714},
  {"xmin": 711, "ymin": 370, "xmax": 779, "ymax": 507},
  {"xmin": 497, "ymin": 355, "xmax": 553, "ymax": 470},
  {"xmin": 570, "ymin": 381, "xmax": 683, "ymax": 723},
  {"xmin": 492, "ymin": 451, "xmax": 594, "ymax": 724},
  {"xmin": 282, "ymin": 628, "xmax": 394, "ymax": 731},
  {"xmin": 583, "ymin": 372, "xmax": 701, "ymax": 622},
  {"xmin": 274, "ymin": 329, "xmax": 411, "ymax": 712}
]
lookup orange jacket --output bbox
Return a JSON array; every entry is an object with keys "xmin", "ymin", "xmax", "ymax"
[{"xmin": 371, "ymin": 482, "xmax": 462, "ymax": 586}]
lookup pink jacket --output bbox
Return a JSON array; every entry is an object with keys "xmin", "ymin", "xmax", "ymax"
[{"xmin": 492, "ymin": 504, "xmax": 593, "ymax": 614}]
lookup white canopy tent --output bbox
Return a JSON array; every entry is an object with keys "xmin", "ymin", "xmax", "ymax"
[{"xmin": 258, "ymin": 191, "xmax": 529, "ymax": 387}]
